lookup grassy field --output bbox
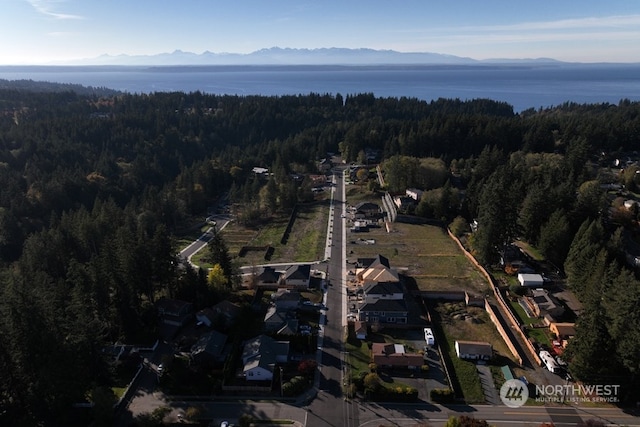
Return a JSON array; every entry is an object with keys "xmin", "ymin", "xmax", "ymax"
[
  {"xmin": 180, "ymin": 180, "xmax": 489, "ymax": 299},
  {"xmin": 345, "ymin": 185, "xmax": 488, "ymax": 294},
  {"xmin": 181, "ymin": 198, "xmax": 330, "ymax": 269},
  {"xmin": 508, "ymin": 299, "xmax": 552, "ymax": 347},
  {"xmin": 431, "ymin": 301, "xmax": 521, "ymax": 403}
]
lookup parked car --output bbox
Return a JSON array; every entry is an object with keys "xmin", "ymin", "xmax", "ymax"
[{"xmin": 424, "ymin": 327, "xmax": 435, "ymax": 345}]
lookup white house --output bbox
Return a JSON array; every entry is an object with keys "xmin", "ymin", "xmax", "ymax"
[
  {"xmin": 241, "ymin": 335, "xmax": 289, "ymax": 382},
  {"xmin": 405, "ymin": 188, "xmax": 424, "ymax": 201},
  {"xmin": 454, "ymin": 340, "xmax": 493, "ymax": 361},
  {"xmin": 518, "ymin": 273, "xmax": 544, "ymax": 288}
]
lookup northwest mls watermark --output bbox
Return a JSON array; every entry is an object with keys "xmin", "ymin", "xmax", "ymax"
[
  {"xmin": 534, "ymin": 384, "xmax": 620, "ymax": 404},
  {"xmin": 500, "ymin": 379, "xmax": 620, "ymax": 408}
]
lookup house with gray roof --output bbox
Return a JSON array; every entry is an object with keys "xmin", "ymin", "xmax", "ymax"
[
  {"xmin": 254, "ymin": 266, "xmax": 282, "ymax": 288},
  {"xmin": 454, "ymin": 340, "xmax": 493, "ymax": 361},
  {"xmin": 241, "ymin": 334, "xmax": 289, "ymax": 381},
  {"xmin": 282, "ymin": 264, "xmax": 311, "ymax": 288},
  {"xmin": 358, "ymin": 298, "xmax": 408, "ymax": 325},
  {"xmin": 191, "ymin": 330, "xmax": 228, "ymax": 365},
  {"xmin": 264, "ymin": 306, "xmax": 299, "ymax": 335}
]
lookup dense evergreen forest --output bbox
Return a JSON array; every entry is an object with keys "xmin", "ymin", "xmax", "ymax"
[{"xmin": 1, "ymin": 81, "xmax": 640, "ymax": 424}]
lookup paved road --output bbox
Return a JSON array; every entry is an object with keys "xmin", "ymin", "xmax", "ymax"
[
  {"xmin": 306, "ymin": 167, "xmax": 361, "ymax": 427},
  {"xmin": 116, "ymin": 171, "xmax": 640, "ymax": 427},
  {"xmin": 178, "ymin": 215, "xmax": 231, "ymax": 264}
]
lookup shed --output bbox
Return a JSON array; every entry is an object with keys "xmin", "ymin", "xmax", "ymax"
[
  {"xmin": 354, "ymin": 320, "xmax": 367, "ymax": 340},
  {"xmin": 517, "ymin": 273, "xmax": 544, "ymax": 288}
]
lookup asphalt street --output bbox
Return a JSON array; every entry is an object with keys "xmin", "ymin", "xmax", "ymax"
[{"xmin": 116, "ymin": 167, "xmax": 640, "ymax": 427}]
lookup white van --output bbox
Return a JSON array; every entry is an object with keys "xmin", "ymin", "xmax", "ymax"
[
  {"xmin": 539, "ymin": 350, "xmax": 560, "ymax": 374},
  {"xmin": 424, "ymin": 327, "xmax": 435, "ymax": 346}
]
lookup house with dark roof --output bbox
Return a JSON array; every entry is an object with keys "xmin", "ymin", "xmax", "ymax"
[
  {"xmin": 156, "ymin": 298, "xmax": 193, "ymax": 326},
  {"xmin": 263, "ymin": 306, "xmax": 299, "ymax": 335},
  {"xmin": 354, "ymin": 202, "xmax": 381, "ymax": 219},
  {"xmin": 549, "ymin": 322, "xmax": 576, "ymax": 340},
  {"xmin": 525, "ymin": 288, "xmax": 565, "ymax": 319},
  {"xmin": 372, "ymin": 343, "xmax": 423, "ymax": 369},
  {"xmin": 282, "ymin": 264, "xmax": 311, "ymax": 289},
  {"xmin": 358, "ymin": 298, "xmax": 409, "ymax": 325},
  {"xmin": 271, "ymin": 289, "xmax": 302, "ymax": 310},
  {"xmin": 254, "ymin": 266, "xmax": 282, "ymax": 289},
  {"xmin": 356, "ymin": 254, "xmax": 409, "ymax": 326},
  {"xmin": 241, "ymin": 334, "xmax": 289, "ymax": 381},
  {"xmin": 211, "ymin": 300, "xmax": 242, "ymax": 328},
  {"xmin": 191, "ymin": 330, "xmax": 228, "ymax": 365},
  {"xmin": 454, "ymin": 340, "xmax": 493, "ymax": 361}
]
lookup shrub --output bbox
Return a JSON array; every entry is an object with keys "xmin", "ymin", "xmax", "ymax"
[
  {"xmin": 238, "ymin": 414, "xmax": 253, "ymax": 427},
  {"xmin": 431, "ymin": 388, "xmax": 455, "ymax": 403},
  {"xmin": 363, "ymin": 372, "xmax": 381, "ymax": 396},
  {"xmin": 298, "ymin": 359, "xmax": 318, "ymax": 376}
]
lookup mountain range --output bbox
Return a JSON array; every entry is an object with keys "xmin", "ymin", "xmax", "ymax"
[{"xmin": 66, "ymin": 47, "xmax": 561, "ymax": 66}]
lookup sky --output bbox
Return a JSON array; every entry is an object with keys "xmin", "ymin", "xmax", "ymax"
[{"xmin": 1, "ymin": 0, "xmax": 640, "ymax": 64}]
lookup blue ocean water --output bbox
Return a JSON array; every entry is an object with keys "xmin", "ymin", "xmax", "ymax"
[{"xmin": 1, "ymin": 63, "xmax": 640, "ymax": 112}]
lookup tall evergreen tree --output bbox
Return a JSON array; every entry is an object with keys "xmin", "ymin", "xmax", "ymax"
[{"xmin": 208, "ymin": 231, "xmax": 234, "ymax": 288}]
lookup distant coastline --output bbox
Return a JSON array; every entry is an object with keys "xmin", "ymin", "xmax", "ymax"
[{"xmin": 1, "ymin": 63, "xmax": 640, "ymax": 112}]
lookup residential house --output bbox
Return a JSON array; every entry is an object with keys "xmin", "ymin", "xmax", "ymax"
[
  {"xmin": 358, "ymin": 298, "xmax": 408, "ymax": 325},
  {"xmin": 254, "ymin": 266, "xmax": 282, "ymax": 289},
  {"xmin": 263, "ymin": 306, "xmax": 298, "ymax": 335},
  {"xmin": 156, "ymin": 298, "xmax": 193, "ymax": 326},
  {"xmin": 191, "ymin": 330, "xmax": 228, "ymax": 365},
  {"xmin": 393, "ymin": 195, "xmax": 416, "ymax": 211},
  {"xmin": 210, "ymin": 300, "xmax": 242, "ymax": 328},
  {"xmin": 405, "ymin": 188, "xmax": 424, "ymax": 201},
  {"xmin": 282, "ymin": 264, "xmax": 311, "ymax": 289},
  {"xmin": 357, "ymin": 255, "xmax": 408, "ymax": 326},
  {"xmin": 549, "ymin": 322, "xmax": 576, "ymax": 340},
  {"xmin": 354, "ymin": 202, "xmax": 381, "ymax": 219},
  {"xmin": 271, "ymin": 289, "xmax": 302, "ymax": 310},
  {"xmin": 525, "ymin": 288, "xmax": 565, "ymax": 319},
  {"xmin": 308, "ymin": 175, "xmax": 327, "ymax": 187},
  {"xmin": 454, "ymin": 340, "xmax": 493, "ymax": 361},
  {"xmin": 318, "ymin": 157, "xmax": 332, "ymax": 173},
  {"xmin": 357, "ymin": 254, "xmax": 400, "ymax": 286},
  {"xmin": 361, "ymin": 281, "xmax": 404, "ymax": 303},
  {"xmin": 364, "ymin": 147, "xmax": 381, "ymax": 163},
  {"xmin": 371, "ymin": 343, "xmax": 423, "ymax": 369},
  {"xmin": 252, "ymin": 167, "xmax": 269, "ymax": 176},
  {"xmin": 500, "ymin": 243, "xmax": 526, "ymax": 268},
  {"xmin": 241, "ymin": 335, "xmax": 289, "ymax": 381}
]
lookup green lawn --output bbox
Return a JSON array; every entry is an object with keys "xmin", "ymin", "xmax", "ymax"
[
  {"xmin": 344, "ymin": 329, "xmax": 416, "ymax": 393},
  {"xmin": 508, "ymin": 299, "xmax": 552, "ymax": 347}
]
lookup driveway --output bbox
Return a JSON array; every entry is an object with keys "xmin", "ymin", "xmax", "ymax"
[{"xmin": 477, "ymin": 363, "xmax": 500, "ymax": 405}]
